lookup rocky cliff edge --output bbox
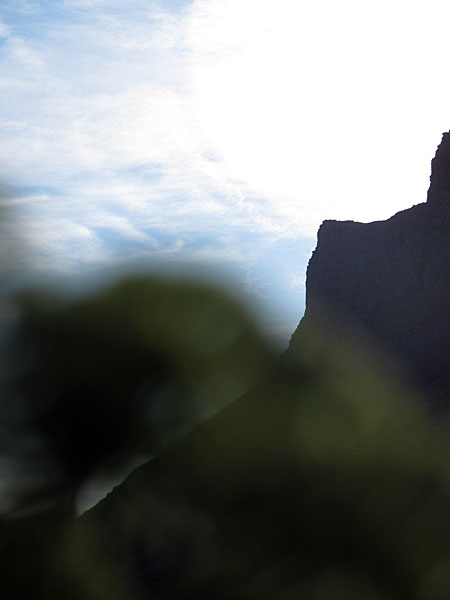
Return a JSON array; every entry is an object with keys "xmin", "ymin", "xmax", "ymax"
[{"xmin": 289, "ymin": 132, "xmax": 450, "ymax": 408}]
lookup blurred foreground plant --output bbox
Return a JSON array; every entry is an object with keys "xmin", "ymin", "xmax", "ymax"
[
  {"xmin": 1, "ymin": 276, "xmax": 275, "ymax": 516},
  {"xmin": 55, "ymin": 333, "xmax": 450, "ymax": 600},
  {"xmin": 1, "ymin": 197, "xmax": 450, "ymax": 599}
]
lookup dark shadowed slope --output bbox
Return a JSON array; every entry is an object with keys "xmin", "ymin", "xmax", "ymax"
[{"xmin": 289, "ymin": 132, "xmax": 450, "ymax": 409}]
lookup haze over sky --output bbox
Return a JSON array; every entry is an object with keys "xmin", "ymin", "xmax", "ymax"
[{"xmin": 1, "ymin": 0, "xmax": 450, "ymax": 342}]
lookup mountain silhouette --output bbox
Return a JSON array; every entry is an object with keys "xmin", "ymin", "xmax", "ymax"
[
  {"xmin": 290, "ymin": 132, "xmax": 450, "ymax": 410},
  {"xmin": 3, "ymin": 135, "xmax": 450, "ymax": 598}
]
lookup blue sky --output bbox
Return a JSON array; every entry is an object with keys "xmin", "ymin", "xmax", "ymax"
[{"xmin": 2, "ymin": 0, "xmax": 450, "ymax": 344}]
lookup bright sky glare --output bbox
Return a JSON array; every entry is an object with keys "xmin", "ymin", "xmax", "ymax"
[{"xmin": 1, "ymin": 0, "xmax": 450, "ymax": 341}]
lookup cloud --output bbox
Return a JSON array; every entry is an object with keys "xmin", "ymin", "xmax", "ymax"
[
  {"xmin": 4, "ymin": 0, "xmax": 450, "ymax": 336},
  {"xmin": 0, "ymin": 0, "xmax": 312, "ymax": 245},
  {"xmin": 0, "ymin": 0, "xmax": 313, "ymax": 345},
  {"xmin": 0, "ymin": 21, "xmax": 10, "ymax": 38},
  {"xmin": 1, "ymin": 1, "xmax": 39, "ymax": 14}
]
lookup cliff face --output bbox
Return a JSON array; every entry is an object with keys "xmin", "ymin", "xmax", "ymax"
[
  {"xmin": 289, "ymin": 132, "xmax": 450, "ymax": 407},
  {"xmin": 19, "ymin": 134, "xmax": 450, "ymax": 599}
]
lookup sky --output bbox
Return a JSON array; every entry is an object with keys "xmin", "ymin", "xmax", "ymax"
[{"xmin": 1, "ymin": 0, "xmax": 450, "ymax": 344}]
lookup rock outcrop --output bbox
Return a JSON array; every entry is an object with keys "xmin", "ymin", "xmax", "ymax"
[{"xmin": 289, "ymin": 132, "xmax": 450, "ymax": 408}]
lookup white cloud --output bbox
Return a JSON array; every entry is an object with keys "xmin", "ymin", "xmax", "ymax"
[
  {"xmin": 185, "ymin": 0, "xmax": 450, "ymax": 230},
  {"xmin": 4, "ymin": 36, "xmax": 45, "ymax": 69},
  {"xmin": 2, "ymin": 0, "xmax": 450, "ymax": 334},
  {"xmin": 0, "ymin": 21, "xmax": 10, "ymax": 38},
  {"xmin": 2, "ymin": 0, "xmax": 445, "ymax": 240}
]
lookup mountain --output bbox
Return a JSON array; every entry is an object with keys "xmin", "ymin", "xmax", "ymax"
[
  {"xmin": 289, "ymin": 132, "xmax": 450, "ymax": 410},
  {"xmin": 5, "ymin": 135, "xmax": 450, "ymax": 599},
  {"xmin": 44, "ymin": 133, "xmax": 450, "ymax": 598}
]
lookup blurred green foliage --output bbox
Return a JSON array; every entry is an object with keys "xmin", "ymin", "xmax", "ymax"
[
  {"xmin": 0, "ymin": 276, "xmax": 275, "ymax": 513},
  {"xmin": 1, "ymin": 199, "xmax": 450, "ymax": 598},
  {"xmin": 51, "ymin": 333, "xmax": 450, "ymax": 600}
]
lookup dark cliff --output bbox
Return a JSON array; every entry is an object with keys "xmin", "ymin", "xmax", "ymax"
[
  {"xmin": 6, "ymin": 136, "xmax": 450, "ymax": 599},
  {"xmin": 289, "ymin": 132, "xmax": 450, "ymax": 408},
  {"xmin": 50, "ymin": 135, "xmax": 450, "ymax": 597}
]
